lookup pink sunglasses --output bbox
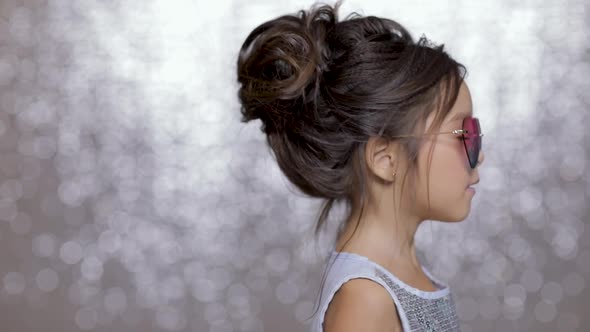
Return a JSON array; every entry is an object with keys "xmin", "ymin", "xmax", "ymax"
[{"xmin": 388, "ymin": 116, "xmax": 483, "ymax": 169}]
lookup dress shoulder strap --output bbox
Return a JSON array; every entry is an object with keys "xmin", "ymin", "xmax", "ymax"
[{"xmin": 311, "ymin": 251, "xmax": 412, "ymax": 332}]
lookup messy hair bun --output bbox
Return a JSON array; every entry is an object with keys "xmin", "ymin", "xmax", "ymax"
[
  {"xmin": 237, "ymin": 2, "xmax": 466, "ymax": 231},
  {"xmin": 237, "ymin": 3, "xmax": 336, "ymax": 133}
]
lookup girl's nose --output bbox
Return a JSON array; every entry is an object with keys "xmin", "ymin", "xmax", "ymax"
[{"xmin": 477, "ymin": 150, "xmax": 485, "ymax": 167}]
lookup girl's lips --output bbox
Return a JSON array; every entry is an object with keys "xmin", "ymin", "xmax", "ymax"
[{"xmin": 467, "ymin": 179, "xmax": 479, "ymax": 193}]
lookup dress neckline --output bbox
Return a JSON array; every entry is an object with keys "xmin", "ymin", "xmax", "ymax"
[{"xmin": 330, "ymin": 250, "xmax": 451, "ymax": 299}]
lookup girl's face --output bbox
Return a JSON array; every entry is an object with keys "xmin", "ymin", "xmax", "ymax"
[{"xmin": 414, "ymin": 82, "xmax": 484, "ymax": 222}]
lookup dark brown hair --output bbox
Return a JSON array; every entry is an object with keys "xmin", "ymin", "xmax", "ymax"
[{"xmin": 236, "ymin": 1, "xmax": 466, "ymax": 319}]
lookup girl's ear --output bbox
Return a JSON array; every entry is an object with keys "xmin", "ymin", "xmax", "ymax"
[{"xmin": 364, "ymin": 136, "xmax": 400, "ymax": 183}]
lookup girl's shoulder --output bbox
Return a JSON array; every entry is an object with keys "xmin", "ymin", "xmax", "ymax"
[
  {"xmin": 322, "ymin": 277, "xmax": 403, "ymax": 332},
  {"xmin": 311, "ymin": 251, "xmax": 461, "ymax": 332}
]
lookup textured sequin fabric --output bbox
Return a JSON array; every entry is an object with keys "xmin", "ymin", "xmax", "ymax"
[
  {"xmin": 310, "ymin": 251, "xmax": 462, "ymax": 332},
  {"xmin": 375, "ymin": 268, "xmax": 461, "ymax": 332}
]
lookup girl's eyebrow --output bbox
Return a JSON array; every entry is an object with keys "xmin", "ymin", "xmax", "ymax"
[{"xmin": 450, "ymin": 111, "xmax": 473, "ymax": 121}]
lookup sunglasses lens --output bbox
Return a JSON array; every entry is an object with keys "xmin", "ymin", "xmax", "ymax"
[{"xmin": 462, "ymin": 117, "xmax": 481, "ymax": 168}]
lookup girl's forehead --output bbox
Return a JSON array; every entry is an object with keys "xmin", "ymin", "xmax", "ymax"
[
  {"xmin": 456, "ymin": 82, "xmax": 473, "ymax": 112},
  {"xmin": 446, "ymin": 84, "xmax": 473, "ymax": 122},
  {"xmin": 426, "ymin": 82, "xmax": 473, "ymax": 129}
]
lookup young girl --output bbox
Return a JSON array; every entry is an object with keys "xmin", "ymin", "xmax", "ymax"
[{"xmin": 236, "ymin": 2, "xmax": 484, "ymax": 331}]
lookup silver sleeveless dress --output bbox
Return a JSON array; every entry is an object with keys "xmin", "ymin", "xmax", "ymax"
[{"xmin": 310, "ymin": 251, "xmax": 462, "ymax": 332}]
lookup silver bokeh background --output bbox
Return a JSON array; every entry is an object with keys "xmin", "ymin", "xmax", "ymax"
[{"xmin": 0, "ymin": 0, "xmax": 588, "ymax": 331}]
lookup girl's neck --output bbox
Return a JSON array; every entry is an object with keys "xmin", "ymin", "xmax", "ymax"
[{"xmin": 335, "ymin": 212, "xmax": 423, "ymax": 271}]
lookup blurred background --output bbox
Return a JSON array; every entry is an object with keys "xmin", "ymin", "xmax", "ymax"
[{"xmin": 0, "ymin": 0, "xmax": 588, "ymax": 331}]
